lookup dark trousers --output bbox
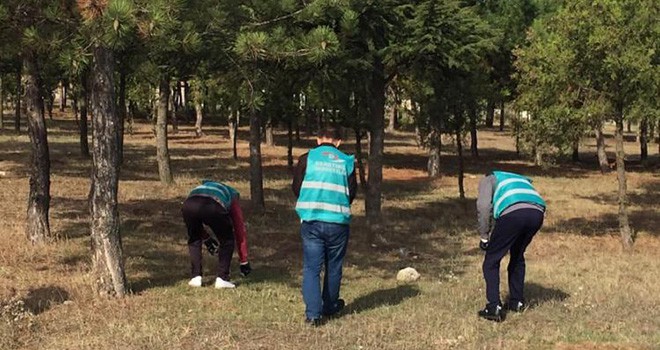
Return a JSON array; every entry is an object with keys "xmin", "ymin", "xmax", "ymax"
[
  {"xmin": 483, "ymin": 208, "xmax": 544, "ymax": 307},
  {"xmin": 182, "ymin": 196, "xmax": 234, "ymax": 280}
]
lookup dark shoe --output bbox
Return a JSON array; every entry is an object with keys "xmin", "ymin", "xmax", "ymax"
[
  {"xmin": 305, "ymin": 318, "xmax": 323, "ymax": 327},
  {"xmin": 323, "ymin": 299, "xmax": 345, "ymax": 317},
  {"xmin": 203, "ymin": 238, "xmax": 219, "ymax": 255},
  {"xmin": 507, "ymin": 300, "xmax": 526, "ymax": 313},
  {"xmin": 478, "ymin": 304, "xmax": 503, "ymax": 322}
]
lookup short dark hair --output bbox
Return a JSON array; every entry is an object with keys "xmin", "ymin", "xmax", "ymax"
[{"xmin": 317, "ymin": 127, "xmax": 342, "ymax": 140}]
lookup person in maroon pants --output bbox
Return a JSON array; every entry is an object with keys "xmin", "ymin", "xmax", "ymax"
[{"xmin": 181, "ymin": 181, "xmax": 251, "ymax": 288}]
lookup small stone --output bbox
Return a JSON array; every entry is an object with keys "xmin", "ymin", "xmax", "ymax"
[
  {"xmin": 396, "ymin": 267, "xmax": 420, "ymax": 283},
  {"xmin": 63, "ymin": 300, "xmax": 73, "ymax": 305}
]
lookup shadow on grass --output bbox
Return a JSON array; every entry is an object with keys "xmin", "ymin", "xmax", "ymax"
[
  {"xmin": 22, "ymin": 286, "xmax": 70, "ymax": 315},
  {"xmin": 506, "ymin": 282, "xmax": 570, "ymax": 310},
  {"xmin": 341, "ymin": 285, "xmax": 421, "ymax": 316}
]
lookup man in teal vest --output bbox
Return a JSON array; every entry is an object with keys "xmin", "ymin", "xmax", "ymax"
[
  {"xmin": 476, "ymin": 171, "xmax": 546, "ymax": 322},
  {"xmin": 292, "ymin": 127, "xmax": 357, "ymax": 326}
]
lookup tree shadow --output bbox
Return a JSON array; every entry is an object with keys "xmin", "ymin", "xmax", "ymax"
[
  {"xmin": 22, "ymin": 286, "xmax": 70, "ymax": 315},
  {"xmin": 505, "ymin": 282, "xmax": 570, "ymax": 310},
  {"xmin": 339, "ymin": 285, "xmax": 421, "ymax": 317}
]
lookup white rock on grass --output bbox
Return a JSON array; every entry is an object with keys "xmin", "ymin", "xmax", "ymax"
[{"xmin": 396, "ymin": 267, "xmax": 420, "ymax": 283}]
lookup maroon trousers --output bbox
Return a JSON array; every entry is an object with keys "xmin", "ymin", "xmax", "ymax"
[{"xmin": 182, "ymin": 196, "xmax": 234, "ymax": 280}]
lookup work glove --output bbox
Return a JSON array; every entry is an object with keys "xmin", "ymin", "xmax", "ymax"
[
  {"xmin": 479, "ymin": 239, "xmax": 489, "ymax": 251},
  {"xmin": 203, "ymin": 237, "xmax": 219, "ymax": 256},
  {"xmin": 239, "ymin": 262, "xmax": 252, "ymax": 277}
]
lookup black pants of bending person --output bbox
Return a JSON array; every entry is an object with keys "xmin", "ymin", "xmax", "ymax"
[
  {"xmin": 483, "ymin": 208, "xmax": 544, "ymax": 307},
  {"xmin": 182, "ymin": 196, "xmax": 234, "ymax": 280}
]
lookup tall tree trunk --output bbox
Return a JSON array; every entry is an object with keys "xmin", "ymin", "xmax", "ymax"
[
  {"xmin": 168, "ymin": 85, "xmax": 178, "ymax": 134},
  {"xmin": 59, "ymin": 82, "xmax": 66, "ymax": 112},
  {"xmin": 354, "ymin": 127, "xmax": 368, "ymax": 190},
  {"xmin": 79, "ymin": 81, "xmax": 90, "ymax": 158},
  {"xmin": 265, "ymin": 119, "xmax": 274, "ymax": 146},
  {"xmin": 485, "ymin": 100, "xmax": 494, "ymax": 128},
  {"xmin": 366, "ymin": 59, "xmax": 386, "ymax": 232},
  {"xmin": 71, "ymin": 95, "xmax": 78, "ymax": 121},
  {"xmin": 469, "ymin": 107, "xmax": 478, "ymax": 157},
  {"xmin": 117, "ymin": 70, "xmax": 127, "ymax": 165},
  {"xmin": 499, "ymin": 100, "xmax": 505, "ymax": 131},
  {"xmin": 46, "ymin": 94, "xmax": 54, "ymax": 120},
  {"xmin": 614, "ymin": 114, "xmax": 633, "ymax": 249},
  {"xmin": 456, "ymin": 126, "xmax": 465, "ymax": 199},
  {"xmin": 295, "ymin": 118, "xmax": 300, "ymax": 142},
  {"xmin": 194, "ymin": 100, "xmax": 204, "ymax": 137},
  {"xmin": 427, "ymin": 129, "xmax": 441, "ymax": 177},
  {"xmin": 15, "ymin": 70, "xmax": 21, "ymax": 132},
  {"xmin": 156, "ymin": 78, "xmax": 174, "ymax": 184},
  {"xmin": 287, "ymin": 119, "xmax": 294, "ymax": 170},
  {"xmin": 386, "ymin": 88, "xmax": 399, "ymax": 133},
  {"xmin": 595, "ymin": 124, "xmax": 610, "ymax": 173},
  {"xmin": 249, "ymin": 102, "xmax": 265, "ymax": 209},
  {"xmin": 639, "ymin": 116, "xmax": 648, "ymax": 161},
  {"xmin": 89, "ymin": 46, "xmax": 127, "ymax": 297},
  {"xmin": 572, "ymin": 139, "xmax": 579, "ymax": 162},
  {"xmin": 626, "ymin": 120, "xmax": 631, "ymax": 133},
  {"xmin": 24, "ymin": 54, "xmax": 51, "ymax": 244},
  {"xmin": 0, "ymin": 76, "xmax": 4, "ymax": 129},
  {"xmin": 229, "ymin": 107, "xmax": 238, "ymax": 160}
]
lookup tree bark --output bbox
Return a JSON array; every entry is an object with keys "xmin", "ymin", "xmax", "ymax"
[
  {"xmin": 572, "ymin": 139, "xmax": 579, "ymax": 162},
  {"xmin": 639, "ymin": 116, "xmax": 648, "ymax": 161},
  {"xmin": 117, "ymin": 70, "xmax": 127, "ymax": 165},
  {"xmin": 168, "ymin": 85, "xmax": 178, "ymax": 134},
  {"xmin": 89, "ymin": 46, "xmax": 128, "ymax": 297},
  {"xmin": 59, "ymin": 82, "xmax": 66, "ymax": 112},
  {"xmin": 469, "ymin": 107, "xmax": 478, "ymax": 157},
  {"xmin": 229, "ymin": 107, "xmax": 238, "ymax": 160},
  {"xmin": 15, "ymin": 70, "xmax": 21, "ymax": 132},
  {"xmin": 499, "ymin": 100, "xmax": 505, "ymax": 131},
  {"xmin": 249, "ymin": 102, "xmax": 265, "ymax": 209},
  {"xmin": 614, "ymin": 115, "xmax": 633, "ymax": 249},
  {"xmin": 366, "ymin": 58, "xmax": 386, "ymax": 229},
  {"xmin": 427, "ymin": 129, "xmax": 441, "ymax": 177},
  {"xmin": 156, "ymin": 78, "xmax": 174, "ymax": 184},
  {"xmin": 24, "ymin": 54, "xmax": 51, "ymax": 244},
  {"xmin": 354, "ymin": 127, "xmax": 368, "ymax": 190},
  {"xmin": 194, "ymin": 100, "xmax": 204, "ymax": 137},
  {"xmin": 265, "ymin": 119, "xmax": 274, "ymax": 146},
  {"xmin": 456, "ymin": 126, "xmax": 465, "ymax": 199},
  {"xmin": 485, "ymin": 100, "xmax": 494, "ymax": 128},
  {"xmin": 626, "ymin": 120, "xmax": 631, "ymax": 133},
  {"xmin": 79, "ymin": 77, "xmax": 90, "ymax": 158},
  {"xmin": 595, "ymin": 124, "xmax": 610, "ymax": 173}
]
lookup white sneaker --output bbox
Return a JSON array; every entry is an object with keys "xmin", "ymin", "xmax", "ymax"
[
  {"xmin": 188, "ymin": 276, "xmax": 202, "ymax": 287},
  {"xmin": 214, "ymin": 277, "xmax": 236, "ymax": 289}
]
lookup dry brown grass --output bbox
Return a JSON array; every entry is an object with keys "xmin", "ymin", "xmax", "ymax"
[{"xmin": 0, "ymin": 114, "xmax": 658, "ymax": 349}]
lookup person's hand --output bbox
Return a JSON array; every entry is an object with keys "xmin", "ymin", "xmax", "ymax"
[
  {"xmin": 479, "ymin": 239, "xmax": 489, "ymax": 251},
  {"xmin": 240, "ymin": 262, "xmax": 252, "ymax": 276},
  {"xmin": 204, "ymin": 238, "xmax": 219, "ymax": 256}
]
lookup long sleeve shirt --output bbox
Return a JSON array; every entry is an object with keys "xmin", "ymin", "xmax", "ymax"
[
  {"xmin": 476, "ymin": 174, "xmax": 545, "ymax": 241},
  {"xmin": 228, "ymin": 198, "xmax": 249, "ymax": 264},
  {"xmin": 291, "ymin": 144, "xmax": 358, "ymax": 203}
]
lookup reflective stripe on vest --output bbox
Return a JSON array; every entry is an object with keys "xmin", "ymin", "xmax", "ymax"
[
  {"xmin": 295, "ymin": 146, "xmax": 354, "ymax": 224},
  {"xmin": 492, "ymin": 171, "xmax": 546, "ymax": 219}
]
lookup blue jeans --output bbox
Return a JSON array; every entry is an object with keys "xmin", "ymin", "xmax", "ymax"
[{"xmin": 300, "ymin": 220, "xmax": 350, "ymax": 320}]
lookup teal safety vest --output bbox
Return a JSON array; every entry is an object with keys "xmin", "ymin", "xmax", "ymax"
[
  {"xmin": 188, "ymin": 181, "xmax": 239, "ymax": 212},
  {"xmin": 492, "ymin": 171, "xmax": 546, "ymax": 219},
  {"xmin": 295, "ymin": 146, "xmax": 355, "ymax": 224}
]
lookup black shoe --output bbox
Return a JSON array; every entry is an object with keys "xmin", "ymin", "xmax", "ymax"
[
  {"xmin": 203, "ymin": 238, "xmax": 219, "ymax": 256},
  {"xmin": 507, "ymin": 300, "xmax": 526, "ymax": 313},
  {"xmin": 305, "ymin": 318, "xmax": 323, "ymax": 327},
  {"xmin": 323, "ymin": 299, "xmax": 345, "ymax": 317},
  {"xmin": 478, "ymin": 304, "xmax": 503, "ymax": 322}
]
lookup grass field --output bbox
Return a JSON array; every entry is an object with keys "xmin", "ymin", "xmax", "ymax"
[{"xmin": 1, "ymin": 114, "xmax": 659, "ymax": 349}]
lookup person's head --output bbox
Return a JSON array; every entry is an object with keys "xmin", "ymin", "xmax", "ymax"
[{"xmin": 317, "ymin": 127, "xmax": 342, "ymax": 147}]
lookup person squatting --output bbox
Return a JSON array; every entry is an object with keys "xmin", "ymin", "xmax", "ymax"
[{"xmin": 180, "ymin": 129, "xmax": 546, "ymax": 325}]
